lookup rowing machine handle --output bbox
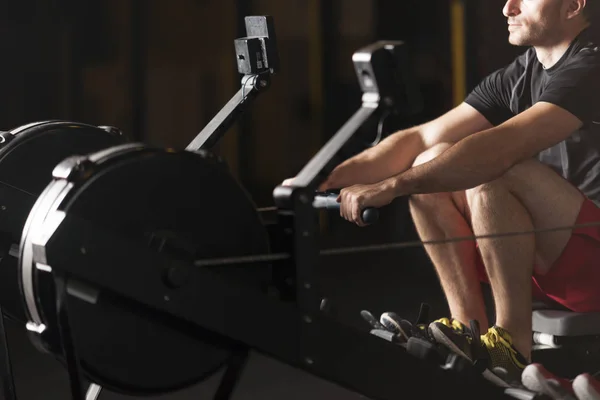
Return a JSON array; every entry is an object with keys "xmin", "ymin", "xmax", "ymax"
[{"xmin": 313, "ymin": 193, "xmax": 379, "ymax": 225}]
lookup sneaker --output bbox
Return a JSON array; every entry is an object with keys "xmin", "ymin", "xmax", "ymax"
[
  {"xmin": 431, "ymin": 320, "xmax": 529, "ymax": 387},
  {"xmin": 380, "ymin": 305, "xmax": 437, "ymax": 343},
  {"xmin": 522, "ymin": 363, "xmax": 576, "ymax": 399},
  {"xmin": 363, "ymin": 303, "xmax": 435, "ymax": 343},
  {"xmin": 429, "ymin": 317, "xmax": 477, "ymax": 360},
  {"xmin": 379, "ymin": 305, "xmax": 451, "ymax": 365},
  {"xmin": 480, "ymin": 326, "xmax": 529, "ymax": 387},
  {"xmin": 379, "ymin": 311, "xmax": 417, "ymax": 342},
  {"xmin": 573, "ymin": 373, "xmax": 600, "ymax": 400}
]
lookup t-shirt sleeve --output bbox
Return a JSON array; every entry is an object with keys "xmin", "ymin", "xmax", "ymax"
[
  {"xmin": 464, "ymin": 52, "xmax": 529, "ymax": 126},
  {"xmin": 538, "ymin": 51, "xmax": 600, "ymax": 124},
  {"xmin": 465, "ymin": 71, "xmax": 514, "ymax": 126}
]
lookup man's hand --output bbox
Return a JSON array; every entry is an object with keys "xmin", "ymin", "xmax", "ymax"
[{"xmin": 337, "ymin": 179, "xmax": 396, "ymax": 226}]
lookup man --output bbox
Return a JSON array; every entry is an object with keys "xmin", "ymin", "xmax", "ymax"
[{"xmin": 284, "ymin": 0, "xmax": 600, "ymax": 387}]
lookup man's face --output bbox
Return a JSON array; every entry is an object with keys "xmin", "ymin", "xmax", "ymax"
[{"xmin": 503, "ymin": 0, "xmax": 567, "ymax": 46}]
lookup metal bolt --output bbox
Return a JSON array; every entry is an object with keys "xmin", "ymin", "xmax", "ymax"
[
  {"xmin": 303, "ymin": 315, "xmax": 312, "ymax": 324},
  {"xmin": 260, "ymin": 79, "xmax": 268, "ymax": 88},
  {"xmin": 305, "ymin": 357, "xmax": 314, "ymax": 365},
  {"xmin": 304, "ymin": 282, "xmax": 311, "ymax": 289},
  {"xmin": 80, "ymin": 247, "xmax": 86, "ymax": 255},
  {"xmin": 164, "ymin": 295, "xmax": 170, "ymax": 301},
  {"xmin": 0, "ymin": 206, "xmax": 5, "ymax": 211}
]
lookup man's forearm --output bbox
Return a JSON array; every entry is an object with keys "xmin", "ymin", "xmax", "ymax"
[{"xmin": 390, "ymin": 129, "xmax": 514, "ymax": 196}]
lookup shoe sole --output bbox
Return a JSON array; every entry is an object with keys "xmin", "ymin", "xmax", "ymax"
[
  {"xmin": 522, "ymin": 364, "xmax": 552, "ymax": 394},
  {"xmin": 522, "ymin": 364, "xmax": 575, "ymax": 396},
  {"xmin": 430, "ymin": 324, "xmax": 510, "ymax": 388},
  {"xmin": 429, "ymin": 323, "xmax": 472, "ymax": 361},
  {"xmin": 380, "ymin": 314, "xmax": 409, "ymax": 341},
  {"xmin": 573, "ymin": 374, "xmax": 600, "ymax": 400}
]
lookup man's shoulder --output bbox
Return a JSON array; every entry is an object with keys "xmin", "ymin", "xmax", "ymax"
[
  {"xmin": 561, "ymin": 31, "xmax": 600, "ymax": 69},
  {"xmin": 568, "ymin": 42, "xmax": 600, "ymax": 65}
]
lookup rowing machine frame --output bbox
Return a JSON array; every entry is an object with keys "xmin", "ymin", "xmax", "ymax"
[{"xmin": 39, "ymin": 41, "xmax": 531, "ymax": 400}]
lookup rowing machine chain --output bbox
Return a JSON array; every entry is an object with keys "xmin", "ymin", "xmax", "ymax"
[{"xmin": 194, "ymin": 219, "xmax": 600, "ymax": 268}]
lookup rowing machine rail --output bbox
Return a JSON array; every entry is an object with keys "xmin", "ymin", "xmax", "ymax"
[{"xmin": 44, "ymin": 214, "xmax": 511, "ymax": 400}]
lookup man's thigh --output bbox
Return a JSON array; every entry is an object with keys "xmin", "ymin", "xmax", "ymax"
[{"xmin": 498, "ymin": 159, "xmax": 585, "ymax": 274}]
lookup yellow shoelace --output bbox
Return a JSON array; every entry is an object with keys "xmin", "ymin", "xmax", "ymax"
[
  {"xmin": 481, "ymin": 328, "xmax": 527, "ymax": 369},
  {"xmin": 480, "ymin": 328, "xmax": 513, "ymax": 349},
  {"xmin": 436, "ymin": 317, "xmax": 466, "ymax": 333}
]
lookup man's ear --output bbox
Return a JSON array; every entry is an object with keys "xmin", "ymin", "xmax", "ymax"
[{"xmin": 566, "ymin": 0, "xmax": 587, "ymax": 20}]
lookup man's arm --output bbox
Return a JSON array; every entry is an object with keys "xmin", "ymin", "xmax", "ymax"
[
  {"xmin": 390, "ymin": 102, "xmax": 583, "ymax": 196},
  {"xmin": 321, "ymin": 102, "xmax": 492, "ymax": 189}
]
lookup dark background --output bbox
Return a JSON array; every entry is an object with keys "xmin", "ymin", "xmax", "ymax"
[{"xmin": 0, "ymin": 0, "xmax": 524, "ymax": 398}]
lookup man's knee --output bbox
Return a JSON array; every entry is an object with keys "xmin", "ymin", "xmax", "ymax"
[
  {"xmin": 409, "ymin": 189, "xmax": 470, "ymax": 222},
  {"xmin": 409, "ymin": 142, "xmax": 467, "ymax": 214},
  {"xmin": 409, "ymin": 143, "xmax": 456, "ymax": 212},
  {"xmin": 465, "ymin": 183, "xmax": 500, "ymax": 216},
  {"xmin": 464, "ymin": 158, "xmax": 554, "ymax": 213}
]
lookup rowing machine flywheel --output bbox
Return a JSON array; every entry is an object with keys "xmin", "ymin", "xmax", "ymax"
[
  {"xmin": 19, "ymin": 143, "xmax": 271, "ymax": 395},
  {"xmin": 0, "ymin": 120, "xmax": 124, "ymax": 322}
]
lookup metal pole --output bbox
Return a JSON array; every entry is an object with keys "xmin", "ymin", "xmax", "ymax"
[{"xmin": 450, "ymin": 0, "xmax": 467, "ymax": 106}]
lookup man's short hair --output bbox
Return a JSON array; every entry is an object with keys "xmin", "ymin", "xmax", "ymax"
[{"xmin": 583, "ymin": 1, "xmax": 600, "ymax": 24}]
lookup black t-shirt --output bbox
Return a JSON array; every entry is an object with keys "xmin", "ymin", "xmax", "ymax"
[{"xmin": 465, "ymin": 29, "xmax": 600, "ymax": 204}]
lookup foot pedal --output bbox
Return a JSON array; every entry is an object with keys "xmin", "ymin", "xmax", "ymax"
[
  {"xmin": 504, "ymin": 388, "xmax": 554, "ymax": 400},
  {"xmin": 407, "ymin": 337, "xmax": 447, "ymax": 364},
  {"xmin": 443, "ymin": 352, "xmax": 476, "ymax": 375},
  {"xmin": 380, "ymin": 311, "xmax": 403, "ymax": 335},
  {"xmin": 361, "ymin": 310, "xmax": 407, "ymax": 346},
  {"xmin": 360, "ymin": 310, "xmax": 385, "ymax": 330},
  {"xmin": 369, "ymin": 329, "xmax": 406, "ymax": 347}
]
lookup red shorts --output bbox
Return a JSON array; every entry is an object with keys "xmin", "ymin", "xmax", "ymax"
[{"xmin": 475, "ymin": 198, "xmax": 600, "ymax": 313}]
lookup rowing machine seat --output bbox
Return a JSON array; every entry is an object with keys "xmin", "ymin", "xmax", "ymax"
[
  {"xmin": 532, "ymin": 306, "xmax": 600, "ymax": 337},
  {"xmin": 531, "ymin": 302, "xmax": 600, "ymax": 378}
]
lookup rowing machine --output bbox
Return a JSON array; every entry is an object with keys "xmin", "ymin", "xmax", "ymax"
[{"xmin": 14, "ymin": 39, "xmax": 554, "ymax": 400}]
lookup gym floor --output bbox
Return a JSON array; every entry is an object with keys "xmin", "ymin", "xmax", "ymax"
[{"xmin": 5, "ymin": 318, "xmax": 362, "ymax": 400}]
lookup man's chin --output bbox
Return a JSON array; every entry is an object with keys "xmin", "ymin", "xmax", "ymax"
[{"xmin": 508, "ymin": 35, "xmax": 528, "ymax": 46}]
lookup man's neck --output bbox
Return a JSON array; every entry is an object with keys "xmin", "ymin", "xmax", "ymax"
[{"xmin": 534, "ymin": 25, "xmax": 588, "ymax": 69}]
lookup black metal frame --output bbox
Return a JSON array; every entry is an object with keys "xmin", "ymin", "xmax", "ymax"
[
  {"xmin": 38, "ymin": 39, "xmax": 532, "ymax": 400},
  {"xmin": 0, "ymin": 308, "xmax": 16, "ymax": 400},
  {"xmin": 5, "ymin": 23, "xmax": 550, "ymax": 400},
  {"xmin": 0, "ymin": 14, "xmax": 279, "ymax": 400},
  {"xmin": 54, "ymin": 274, "xmax": 87, "ymax": 400},
  {"xmin": 185, "ymin": 74, "xmax": 271, "ymax": 151},
  {"xmin": 270, "ymin": 98, "xmax": 380, "ymax": 315},
  {"xmin": 0, "ymin": 235, "xmax": 16, "ymax": 400},
  {"xmin": 45, "ymin": 215, "xmax": 510, "ymax": 400},
  {"xmin": 186, "ymin": 15, "xmax": 278, "ymax": 152},
  {"xmin": 270, "ymin": 40, "xmax": 422, "ymax": 311}
]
